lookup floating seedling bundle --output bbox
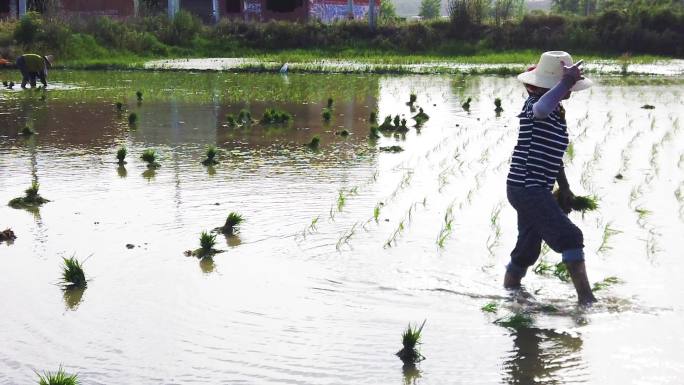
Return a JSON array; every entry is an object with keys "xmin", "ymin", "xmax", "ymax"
[
  {"xmin": 307, "ymin": 135, "xmax": 320, "ymax": 149},
  {"xmin": 9, "ymin": 181, "xmax": 50, "ymax": 209},
  {"xmin": 322, "ymin": 108, "xmax": 332, "ymax": 122},
  {"xmin": 136, "ymin": 91, "xmax": 143, "ymax": 101},
  {"xmin": 461, "ymin": 97, "xmax": 472, "ymax": 111},
  {"xmin": 407, "ymin": 93, "xmax": 417, "ymax": 105},
  {"xmin": 36, "ymin": 366, "xmax": 80, "ymax": 385},
  {"xmin": 116, "ymin": 146, "xmax": 127, "ymax": 165},
  {"xmin": 185, "ymin": 231, "xmax": 223, "ymax": 258},
  {"xmin": 202, "ymin": 145, "xmax": 219, "ymax": 166},
  {"xmin": 141, "ymin": 149, "xmax": 161, "ymax": 169},
  {"xmin": 0, "ymin": 228, "xmax": 16, "ymax": 242},
  {"xmin": 19, "ymin": 125, "xmax": 36, "ymax": 136},
  {"xmin": 396, "ymin": 320, "xmax": 426, "ymax": 364},
  {"xmin": 60, "ymin": 256, "xmax": 87, "ymax": 289},
  {"xmin": 128, "ymin": 113, "xmax": 138, "ymax": 125},
  {"xmin": 369, "ymin": 126, "xmax": 380, "ymax": 139},
  {"xmin": 219, "ymin": 212, "xmax": 244, "ymax": 235},
  {"xmin": 494, "ymin": 98, "xmax": 504, "ymax": 113},
  {"xmin": 413, "ymin": 108, "xmax": 430, "ymax": 127},
  {"xmin": 260, "ymin": 108, "xmax": 292, "ymax": 125}
]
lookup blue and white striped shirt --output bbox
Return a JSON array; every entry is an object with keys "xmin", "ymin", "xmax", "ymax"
[{"xmin": 507, "ymin": 95, "xmax": 568, "ymax": 190}]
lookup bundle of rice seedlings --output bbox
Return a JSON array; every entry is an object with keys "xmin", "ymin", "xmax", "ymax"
[
  {"xmin": 553, "ymin": 262, "xmax": 570, "ymax": 282},
  {"xmin": 36, "ymin": 366, "xmax": 80, "ymax": 385},
  {"xmin": 592, "ymin": 276, "xmax": 620, "ymax": 291},
  {"xmin": 413, "ymin": 108, "xmax": 430, "ymax": 126},
  {"xmin": 396, "ymin": 320, "xmax": 426, "ymax": 364},
  {"xmin": 553, "ymin": 189, "xmax": 599, "ymax": 213},
  {"xmin": 140, "ymin": 149, "xmax": 160, "ymax": 169},
  {"xmin": 60, "ymin": 256, "xmax": 87, "ymax": 289},
  {"xmin": 128, "ymin": 113, "xmax": 138, "ymax": 125},
  {"xmin": 116, "ymin": 146, "xmax": 127, "ymax": 165},
  {"xmin": 226, "ymin": 114, "xmax": 237, "ymax": 127},
  {"xmin": 481, "ymin": 303, "xmax": 498, "ymax": 313},
  {"xmin": 307, "ymin": 135, "xmax": 320, "ymax": 149},
  {"xmin": 369, "ymin": 111, "xmax": 378, "ymax": 125},
  {"xmin": 221, "ymin": 212, "xmax": 244, "ymax": 235},
  {"xmin": 19, "ymin": 125, "xmax": 36, "ymax": 136},
  {"xmin": 369, "ymin": 126, "xmax": 380, "ymax": 139},
  {"xmin": 322, "ymin": 108, "xmax": 332, "ymax": 122},
  {"xmin": 136, "ymin": 91, "xmax": 143, "ymax": 101},
  {"xmin": 461, "ymin": 97, "xmax": 472, "ymax": 111},
  {"xmin": 0, "ymin": 228, "xmax": 16, "ymax": 242},
  {"xmin": 116, "ymin": 102, "xmax": 124, "ymax": 111},
  {"xmin": 202, "ymin": 145, "xmax": 219, "ymax": 166},
  {"xmin": 336, "ymin": 130, "xmax": 350, "ymax": 137},
  {"xmin": 199, "ymin": 231, "xmax": 216, "ymax": 253},
  {"xmin": 407, "ymin": 93, "xmax": 417, "ymax": 105},
  {"xmin": 378, "ymin": 115, "xmax": 394, "ymax": 131},
  {"xmin": 327, "ymin": 97, "xmax": 334, "ymax": 109},
  {"xmin": 237, "ymin": 109, "xmax": 252, "ymax": 125},
  {"xmin": 8, "ymin": 181, "xmax": 50, "ymax": 209},
  {"xmin": 494, "ymin": 313, "xmax": 534, "ymax": 329},
  {"xmin": 260, "ymin": 108, "xmax": 292, "ymax": 125},
  {"xmin": 379, "ymin": 146, "xmax": 404, "ymax": 153},
  {"xmin": 494, "ymin": 98, "xmax": 504, "ymax": 113},
  {"xmin": 641, "ymin": 104, "xmax": 655, "ymax": 109}
]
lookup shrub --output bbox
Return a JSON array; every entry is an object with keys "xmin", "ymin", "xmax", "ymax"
[{"xmin": 14, "ymin": 12, "xmax": 42, "ymax": 44}]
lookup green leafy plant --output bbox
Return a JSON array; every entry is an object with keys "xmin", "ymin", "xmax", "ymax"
[
  {"xmin": 36, "ymin": 366, "xmax": 80, "ymax": 385},
  {"xmin": 61, "ymin": 256, "xmax": 87, "ymax": 289},
  {"xmin": 482, "ymin": 302, "xmax": 498, "ymax": 313},
  {"xmin": 202, "ymin": 145, "xmax": 219, "ymax": 166},
  {"xmin": 396, "ymin": 320, "xmax": 426, "ymax": 364},
  {"xmin": 221, "ymin": 212, "xmax": 244, "ymax": 235}
]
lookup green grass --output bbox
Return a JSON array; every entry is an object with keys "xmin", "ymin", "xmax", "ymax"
[
  {"xmin": 481, "ymin": 302, "xmax": 498, "ymax": 313},
  {"xmin": 116, "ymin": 146, "xmax": 127, "ymax": 164},
  {"xmin": 373, "ymin": 203, "xmax": 381, "ymax": 222},
  {"xmin": 396, "ymin": 320, "xmax": 426, "ymax": 364},
  {"xmin": 202, "ymin": 145, "xmax": 219, "ymax": 166},
  {"xmin": 593, "ymin": 276, "xmax": 621, "ymax": 291},
  {"xmin": 553, "ymin": 262, "xmax": 570, "ymax": 282},
  {"xmin": 199, "ymin": 231, "xmax": 216, "ymax": 252},
  {"xmin": 61, "ymin": 256, "xmax": 87, "ymax": 289},
  {"xmin": 222, "ymin": 212, "xmax": 244, "ymax": 235},
  {"xmin": 36, "ymin": 366, "xmax": 79, "ymax": 385}
]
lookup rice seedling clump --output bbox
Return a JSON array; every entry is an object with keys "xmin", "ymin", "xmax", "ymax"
[
  {"xmin": 378, "ymin": 115, "xmax": 394, "ymax": 131},
  {"xmin": 494, "ymin": 98, "xmax": 504, "ymax": 113},
  {"xmin": 136, "ymin": 90, "xmax": 143, "ymax": 101},
  {"xmin": 408, "ymin": 93, "xmax": 417, "ymax": 105},
  {"xmin": 396, "ymin": 320, "xmax": 426, "ymax": 364},
  {"xmin": 481, "ymin": 303, "xmax": 498, "ymax": 313},
  {"xmin": 413, "ymin": 108, "xmax": 430, "ymax": 126},
  {"xmin": 0, "ymin": 228, "xmax": 17, "ymax": 242},
  {"xmin": 140, "ymin": 149, "xmax": 161, "ymax": 169},
  {"xmin": 116, "ymin": 146, "xmax": 127, "ymax": 165},
  {"xmin": 237, "ymin": 109, "xmax": 253, "ymax": 125},
  {"xmin": 553, "ymin": 190, "xmax": 598, "ymax": 213},
  {"xmin": 307, "ymin": 135, "xmax": 320, "ymax": 149},
  {"xmin": 260, "ymin": 108, "xmax": 292, "ymax": 125},
  {"xmin": 369, "ymin": 126, "xmax": 380, "ymax": 139},
  {"xmin": 462, "ymin": 97, "xmax": 472, "ymax": 111},
  {"xmin": 128, "ymin": 112, "xmax": 138, "ymax": 125},
  {"xmin": 495, "ymin": 313, "xmax": 534, "ymax": 329},
  {"xmin": 379, "ymin": 146, "xmax": 404, "ymax": 153},
  {"xmin": 36, "ymin": 366, "xmax": 80, "ymax": 385},
  {"xmin": 220, "ymin": 212, "xmax": 244, "ymax": 235},
  {"xmin": 202, "ymin": 145, "xmax": 219, "ymax": 166},
  {"xmin": 8, "ymin": 181, "xmax": 50, "ymax": 209},
  {"xmin": 116, "ymin": 101, "xmax": 124, "ymax": 111},
  {"xmin": 322, "ymin": 108, "xmax": 332, "ymax": 122},
  {"xmin": 20, "ymin": 125, "xmax": 36, "ymax": 136},
  {"xmin": 61, "ymin": 256, "xmax": 87, "ymax": 289},
  {"xmin": 327, "ymin": 97, "xmax": 334, "ymax": 109}
]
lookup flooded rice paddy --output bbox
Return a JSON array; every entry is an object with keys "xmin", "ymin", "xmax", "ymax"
[{"xmin": 1, "ymin": 70, "xmax": 684, "ymax": 384}]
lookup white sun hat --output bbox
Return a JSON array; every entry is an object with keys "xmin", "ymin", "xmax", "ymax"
[{"xmin": 517, "ymin": 51, "xmax": 592, "ymax": 91}]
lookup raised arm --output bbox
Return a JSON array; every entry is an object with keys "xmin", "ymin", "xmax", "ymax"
[{"xmin": 532, "ymin": 61, "xmax": 583, "ymax": 119}]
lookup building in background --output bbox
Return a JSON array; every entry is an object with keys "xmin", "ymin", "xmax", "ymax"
[{"xmin": 0, "ymin": 0, "xmax": 380, "ymax": 23}]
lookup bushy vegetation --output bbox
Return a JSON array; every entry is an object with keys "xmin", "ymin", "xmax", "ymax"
[{"xmin": 1, "ymin": 3, "xmax": 682, "ymax": 64}]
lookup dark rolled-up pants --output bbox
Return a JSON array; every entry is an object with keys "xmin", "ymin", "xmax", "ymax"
[{"xmin": 506, "ymin": 185, "xmax": 585, "ymax": 278}]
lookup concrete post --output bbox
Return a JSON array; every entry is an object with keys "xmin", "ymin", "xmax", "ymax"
[
  {"xmin": 18, "ymin": 0, "xmax": 27, "ymax": 17},
  {"xmin": 168, "ymin": 0, "xmax": 179, "ymax": 19},
  {"xmin": 347, "ymin": 0, "xmax": 353, "ymax": 18},
  {"xmin": 212, "ymin": 0, "xmax": 219, "ymax": 22},
  {"xmin": 368, "ymin": 0, "xmax": 376, "ymax": 30},
  {"xmin": 133, "ymin": 0, "xmax": 139, "ymax": 17}
]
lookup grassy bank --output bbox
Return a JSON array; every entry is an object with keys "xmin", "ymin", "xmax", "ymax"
[{"xmin": 0, "ymin": 11, "xmax": 681, "ymax": 73}]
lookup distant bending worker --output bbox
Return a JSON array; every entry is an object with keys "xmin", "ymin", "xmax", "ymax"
[{"xmin": 16, "ymin": 54, "xmax": 53, "ymax": 89}]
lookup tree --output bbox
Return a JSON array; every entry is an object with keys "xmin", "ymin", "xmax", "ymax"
[
  {"xmin": 379, "ymin": 0, "xmax": 398, "ymax": 22},
  {"xmin": 420, "ymin": 0, "xmax": 442, "ymax": 19}
]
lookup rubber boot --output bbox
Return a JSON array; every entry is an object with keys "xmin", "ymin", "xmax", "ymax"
[
  {"xmin": 503, "ymin": 270, "xmax": 522, "ymax": 289},
  {"xmin": 566, "ymin": 260, "xmax": 597, "ymax": 305}
]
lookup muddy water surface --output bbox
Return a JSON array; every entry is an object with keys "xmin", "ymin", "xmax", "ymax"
[{"xmin": 1, "ymin": 70, "xmax": 684, "ymax": 384}]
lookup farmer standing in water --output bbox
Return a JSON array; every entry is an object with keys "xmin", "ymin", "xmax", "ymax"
[
  {"xmin": 16, "ymin": 53, "xmax": 53, "ymax": 89},
  {"xmin": 504, "ymin": 51, "xmax": 597, "ymax": 305}
]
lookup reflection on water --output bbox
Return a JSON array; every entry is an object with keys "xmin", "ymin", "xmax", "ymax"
[
  {"xmin": 402, "ymin": 363, "xmax": 422, "ymax": 385},
  {"xmin": 63, "ymin": 287, "xmax": 86, "ymax": 310},
  {"xmin": 199, "ymin": 256, "xmax": 215, "ymax": 275},
  {"xmin": 503, "ymin": 328, "xmax": 584, "ymax": 385},
  {"xmin": 116, "ymin": 165, "xmax": 128, "ymax": 178}
]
